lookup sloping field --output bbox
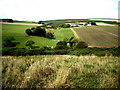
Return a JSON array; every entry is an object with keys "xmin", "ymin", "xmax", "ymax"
[
  {"xmin": 2, "ymin": 24, "xmax": 57, "ymax": 48},
  {"xmin": 2, "ymin": 55, "xmax": 118, "ymax": 88},
  {"xmin": 73, "ymin": 26, "xmax": 119, "ymax": 47}
]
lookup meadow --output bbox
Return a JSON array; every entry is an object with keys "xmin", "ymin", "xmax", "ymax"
[
  {"xmin": 2, "ymin": 55, "xmax": 119, "ymax": 88},
  {"xmin": 2, "ymin": 24, "xmax": 74, "ymax": 48}
]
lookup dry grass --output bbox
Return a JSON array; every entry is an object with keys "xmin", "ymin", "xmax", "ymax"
[{"xmin": 2, "ymin": 55, "xmax": 119, "ymax": 88}]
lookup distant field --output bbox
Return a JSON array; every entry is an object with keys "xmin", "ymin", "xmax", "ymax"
[
  {"xmin": 2, "ymin": 55, "xmax": 118, "ymax": 88},
  {"xmin": 73, "ymin": 26, "xmax": 119, "ymax": 47}
]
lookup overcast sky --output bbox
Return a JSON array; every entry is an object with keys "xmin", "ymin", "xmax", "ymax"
[{"xmin": 0, "ymin": 0, "xmax": 119, "ymax": 21}]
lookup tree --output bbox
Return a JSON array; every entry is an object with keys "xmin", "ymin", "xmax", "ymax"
[
  {"xmin": 55, "ymin": 41, "xmax": 68, "ymax": 49},
  {"xmin": 25, "ymin": 26, "xmax": 46, "ymax": 37},
  {"xmin": 60, "ymin": 24, "xmax": 70, "ymax": 28},
  {"xmin": 33, "ymin": 26, "xmax": 46, "ymax": 36},
  {"xmin": 26, "ymin": 29, "xmax": 33, "ymax": 35},
  {"xmin": 63, "ymin": 37, "xmax": 79, "ymax": 48},
  {"xmin": 26, "ymin": 40, "xmax": 35, "ymax": 49},
  {"xmin": 3, "ymin": 36, "xmax": 19, "ymax": 47},
  {"xmin": 91, "ymin": 21, "xmax": 97, "ymax": 25},
  {"xmin": 46, "ymin": 32, "xmax": 55, "ymax": 39},
  {"xmin": 75, "ymin": 41, "xmax": 88, "ymax": 48}
]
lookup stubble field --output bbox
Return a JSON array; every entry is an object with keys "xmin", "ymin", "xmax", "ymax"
[{"xmin": 73, "ymin": 26, "xmax": 119, "ymax": 47}]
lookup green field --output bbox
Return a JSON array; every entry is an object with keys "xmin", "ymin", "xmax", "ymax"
[
  {"xmin": 2, "ymin": 55, "xmax": 118, "ymax": 88},
  {"xmin": 2, "ymin": 24, "xmax": 74, "ymax": 48},
  {"xmin": 73, "ymin": 26, "xmax": 119, "ymax": 47},
  {"xmin": 52, "ymin": 28, "xmax": 74, "ymax": 40}
]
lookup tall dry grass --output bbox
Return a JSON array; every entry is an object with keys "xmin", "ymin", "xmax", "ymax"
[{"xmin": 2, "ymin": 55, "xmax": 119, "ymax": 88}]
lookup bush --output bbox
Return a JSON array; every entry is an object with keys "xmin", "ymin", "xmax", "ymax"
[
  {"xmin": 91, "ymin": 21, "xmax": 97, "ymax": 25},
  {"xmin": 3, "ymin": 37, "xmax": 19, "ymax": 47},
  {"xmin": 75, "ymin": 41, "xmax": 88, "ymax": 49},
  {"xmin": 25, "ymin": 29, "xmax": 33, "ymax": 35},
  {"xmin": 46, "ymin": 32, "xmax": 55, "ymax": 39},
  {"xmin": 60, "ymin": 24, "xmax": 70, "ymax": 28},
  {"xmin": 26, "ymin": 40, "xmax": 35, "ymax": 49},
  {"xmin": 55, "ymin": 41, "xmax": 68, "ymax": 49},
  {"xmin": 25, "ymin": 26, "xmax": 46, "ymax": 37},
  {"xmin": 34, "ymin": 26, "xmax": 46, "ymax": 36}
]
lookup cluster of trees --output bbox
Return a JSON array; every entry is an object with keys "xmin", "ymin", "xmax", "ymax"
[
  {"xmin": 25, "ymin": 26, "xmax": 55, "ymax": 39},
  {"xmin": 85, "ymin": 21, "xmax": 97, "ymax": 26},
  {"xmin": 3, "ymin": 37, "xmax": 19, "ymax": 47},
  {"xmin": 55, "ymin": 37, "xmax": 88, "ymax": 49}
]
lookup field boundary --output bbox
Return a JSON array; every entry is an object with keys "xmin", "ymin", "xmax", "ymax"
[{"xmin": 70, "ymin": 28, "xmax": 79, "ymax": 39}]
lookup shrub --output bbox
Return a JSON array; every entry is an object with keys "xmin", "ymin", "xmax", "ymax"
[
  {"xmin": 25, "ymin": 29, "xmax": 33, "ymax": 35},
  {"xmin": 75, "ymin": 41, "xmax": 88, "ymax": 49},
  {"xmin": 33, "ymin": 26, "xmax": 46, "ymax": 36},
  {"xmin": 60, "ymin": 24, "xmax": 70, "ymax": 28},
  {"xmin": 26, "ymin": 40, "xmax": 35, "ymax": 49},
  {"xmin": 91, "ymin": 21, "xmax": 97, "ymax": 25},
  {"xmin": 55, "ymin": 41, "xmax": 68, "ymax": 49},
  {"xmin": 25, "ymin": 26, "xmax": 46, "ymax": 37},
  {"xmin": 3, "ymin": 37, "xmax": 19, "ymax": 47},
  {"xmin": 46, "ymin": 32, "xmax": 55, "ymax": 39}
]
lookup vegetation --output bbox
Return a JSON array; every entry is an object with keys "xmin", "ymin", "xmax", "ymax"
[
  {"xmin": 3, "ymin": 36, "xmax": 19, "ymax": 47},
  {"xmin": 45, "ymin": 32, "xmax": 55, "ymax": 39},
  {"xmin": 2, "ymin": 19, "xmax": 119, "ymax": 89},
  {"xmin": 26, "ymin": 26, "xmax": 46, "ymax": 37},
  {"xmin": 2, "ymin": 55, "xmax": 119, "ymax": 88},
  {"xmin": 2, "ymin": 24, "xmax": 57, "ymax": 48},
  {"xmin": 26, "ymin": 40, "xmax": 35, "ymax": 49}
]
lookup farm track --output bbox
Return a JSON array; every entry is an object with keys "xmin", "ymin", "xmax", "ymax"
[{"xmin": 73, "ymin": 26, "xmax": 119, "ymax": 47}]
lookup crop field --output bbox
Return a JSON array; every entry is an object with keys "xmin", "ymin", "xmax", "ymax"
[
  {"xmin": 2, "ymin": 55, "xmax": 119, "ymax": 88},
  {"xmin": 73, "ymin": 26, "xmax": 119, "ymax": 47},
  {"xmin": 2, "ymin": 24, "xmax": 74, "ymax": 48}
]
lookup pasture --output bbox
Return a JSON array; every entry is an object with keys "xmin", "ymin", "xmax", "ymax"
[
  {"xmin": 2, "ymin": 55, "xmax": 119, "ymax": 88},
  {"xmin": 2, "ymin": 24, "xmax": 74, "ymax": 48},
  {"xmin": 73, "ymin": 26, "xmax": 119, "ymax": 47}
]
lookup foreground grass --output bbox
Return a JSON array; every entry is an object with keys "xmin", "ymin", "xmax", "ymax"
[{"xmin": 2, "ymin": 55, "xmax": 119, "ymax": 88}]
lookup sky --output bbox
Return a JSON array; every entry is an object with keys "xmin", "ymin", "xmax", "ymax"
[{"xmin": 0, "ymin": 0, "xmax": 119, "ymax": 21}]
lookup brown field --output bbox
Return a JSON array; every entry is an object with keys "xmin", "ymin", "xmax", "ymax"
[{"xmin": 73, "ymin": 26, "xmax": 119, "ymax": 47}]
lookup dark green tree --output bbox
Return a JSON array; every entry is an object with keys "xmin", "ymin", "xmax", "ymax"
[
  {"xmin": 75, "ymin": 41, "xmax": 88, "ymax": 48},
  {"xmin": 3, "ymin": 36, "xmax": 19, "ymax": 47},
  {"xmin": 33, "ymin": 26, "xmax": 46, "ymax": 36},
  {"xmin": 26, "ymin": 40, "xmax": 35, "ymax": 49}
]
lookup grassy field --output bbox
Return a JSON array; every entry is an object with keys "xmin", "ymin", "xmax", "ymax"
[
  {"xmin": 2, "ymin": 55, "xmax": 119, "ymax": 88},
  {"xmin": 73, "ymin": 26, "xmax": 119, "ymax": 47},
  {"xmin": 52, "ymin": 28, "xmax": 74, "ymax": 41},
  {"xmin": 2, "ymin": 24, "xmax": 74, "ymax": 48}
]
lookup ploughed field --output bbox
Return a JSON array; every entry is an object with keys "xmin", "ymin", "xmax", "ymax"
[{"xmin": 73, "ymin": 26, "xmax": 119, "ymax": 47}]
